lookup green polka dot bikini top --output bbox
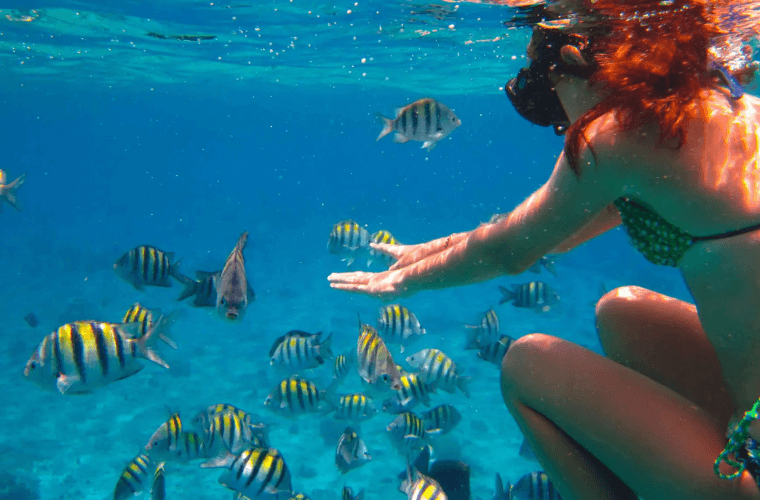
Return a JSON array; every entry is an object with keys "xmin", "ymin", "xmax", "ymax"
[{"xmin": 614, "ymin": 197, "xmax": 760, "ymax": 267}]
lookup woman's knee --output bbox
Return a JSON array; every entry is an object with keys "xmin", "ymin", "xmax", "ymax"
[
  {"xmin": 501, "ymin": 333, "xmax": 562, "ymax": 403},
  {"xmin": 595, "ymin": 286, "xmax": 653, "ymax": 352}
]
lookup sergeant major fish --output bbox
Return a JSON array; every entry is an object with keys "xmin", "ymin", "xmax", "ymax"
[
  {"xmin": 464, "ymin": 308, "xmax": 499, "ymax": 350},
  {"xmin": 356, "ymin": 321, "xmax": 402, "ymax": 393},
  {"xmin": 269, "ymin": 330, "xmax": 333, "ymax": 371},
  {"xmin": 0, "ymin": 169, "xmax": 26, "ymax": 213},
  {"xmin": 406, "ymin": 349, "xmax": 471, "ymax": 398},
  {"xmin": 264, "ymin": 376, "xmax": 333, "ymax": 416},
  {"xmin": 383, "ymin": 373, "xmax": 435, "ymax": 414},
  {"xmin": 145, "ymin": 412, "xmax": 182, "ymax": 456},
  {"xmin": 497, "ymin": 471, "xmax": 563, "ymax": 500},
  {"xmin": 334, "ymin": 393, "xmax": 377, "ymax": 422},
  {"xmin": 217, "ymin": 231, "xmax": 251, "ymax": 320},
  {"xmin": 377, "ymin": 304, "xmax": 426, "ymax": 352},
  {"xmin": 498, "ymin": 282, "xmax": 560, "ymax": 311},
  {"xmin": 114, "ymin": 245, "xmax": 185, "ymax": 291},
  {"xmin": 477, "ymin": 335, "xmax": 516, "ymax": 367},
  {"xmin": 202, "ymin": 446, "xmax": 292, "ymax": 499},
  {"xmin": 328, "ymin": 220, "xmax": 371, "ymax": 266},
  {"xmin": 151, "ymin": 462, "xmax": 166, "ymax": 500},
  {"xmin": 335, "ymin": 426, "xmax": 372, "ymax": 474},
  {"xmin": 400, "ymin": 463, "xmax": 448, "ymax": 500},
  {"xmin": 420, "ymin": 404, "xmax": 462, "ymax": 435},
  {"xmin": 114, "ymin": 453, "xmax": 155, "ymax": 500},
  {"xmin": 178, "ymin": 270, "xmax": 255, "ymax": 307},
  {"xmin": 24, "ymin": 315, "xmax": 175, "ymax": 394},
  {"xmin": 377, "ymin": 98, "xmax": 461, "ymax": 151}
]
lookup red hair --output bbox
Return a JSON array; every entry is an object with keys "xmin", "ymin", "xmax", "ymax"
[{"xmin": 562, "ymin": 0, "xmax": 736, "ymax": 175}]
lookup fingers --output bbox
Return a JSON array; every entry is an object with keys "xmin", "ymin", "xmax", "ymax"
[
  {"xmin": 327, "ymin": 271, "xmax": 372, "ymax": 284},
  {"xmin": 329, "ymin": 282, "xmax": 368, "ymax": 293}
]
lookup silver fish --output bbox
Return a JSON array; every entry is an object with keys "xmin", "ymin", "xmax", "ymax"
[
  {"xmin": 145, "ymin": 412, "xmax": 183, "ymax": 457},
  {"xmin": 405, "ymin": 349, "xmax": 471, "ymax": 398},
  {"xmin": 334, "ymin": 393, "xmax": 377, "ymax": 422},
  {"xmin": 377, "ymin": 304, "xmax": 426, "ymax": 351},
  {"xmin": 217, "ymin": 231, "xmax": 251, "ymax": 320},
  {"xmin": 114, "ymin": 245, "xmax": 185, "ymax": 291},
  {"xmin": 498, "ymin": 282, "xmax": 560, "ymax": 311},
  {"xmin": 383, "ymin": 373, "xmax": 434, "ymax": 414},
  {"xmin": 377, "ymin": 98, "xmax": 461, "ymax": 151},
  {"xmin": 464, "ymin": 308, "xmax": 500, "ymax": 350},
  {"xmin": 328, "ymin": 220, "xmax": 371, "ymax": 266},
  {"xmin": 202, "ymin": 447, "xmax": 292, "ymax": 499},
  {"xmin": 335, "ymin": 427, "xmax": 372, "ymax": 474},
  {"xmin": 356, "ymin": 322, "xmax": 402, "ymax": 393},
  {"xmin": 269, "ymin": 331, "xmax": 333, "ymax": 371},
  {"xmin": 387, "ymin": 412, "xmax": 427, "ymax": 458},
  {"xmin": 264, "ymin": 376, "xmax": 333, "ymax": 416},
  {"xmin": 477, "ymin": 335, "xmax": 516, "ymax": 367},
  {"xmin": 369, "ymin": 230, "xmax": 401, "ymax": 267},
  {"xmin": 420, "ymin": 404, "xmax": 462, "ymax": 435},
  {"xmin": 178, "ymin": 270, "xmax": 255, "ymax": 307}
]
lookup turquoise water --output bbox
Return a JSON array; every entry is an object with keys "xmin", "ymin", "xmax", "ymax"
[{"xmin": 0, "ymin": 2, "xmax": 716, "ymax": 499}]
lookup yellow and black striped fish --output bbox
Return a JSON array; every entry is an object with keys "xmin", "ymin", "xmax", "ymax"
[
  {"xmin": 356, "ymin": 322, "xmax": 402, "ymax": 392},
  {"xmin": 498, "ymin": 281, "xmax": 560, "ymax": 311},
  {"xmin": 504, "ymin": 471, "xmax": 563, "ymax": 500},
  {"xmin": 114, "ymin": 453, "xmax": 155, "ymax": 500},
  {"xmin": 383, "ymin": 373, "xmax": 435, "ymax": 414},
  {"xmin": 335, "ymin": 427, "xmax": 372, "ymax": 474},
  {"xmin": 406, "ymin": 349, "xmax": 471, "ymax": 398},
  {"xmin": 114, "ymin": 245, "xmax": 184, "ymax": 291},
  {"xmin": 377, "ymin": 304, "xmax": 426, "ymax": 350},
  {"xmin": 264, "ymin": 376, "xmax": 333, "ymax": 416},
  {"xmin": 334, "ymin": 393, "xmax": 377, "ymax": 422},
  {"xmin": 193, "ymin": 403, "xmax": 269, "ymax": 448},
  {"xmin": 204, "ymin": 447, "xmax": 292, "ymax": 498},
  {"xmin": 145, "ymin": 412, "xmax": 182, "ymax": 457},
  {"xmin": 376, "ymin": 98, "xmax": 461, "ymax": 151},
  {"xmin": 150, "ymin": 462, "xmax": 166, "ymax": 500},
  {"xmin": 401, "ymin": 466, "xmax": 448, "ymax": 500},
  {"xmin": 477, "ymin": 335, "xmax": 516, "ymax": 367},
  {"xmin": 24, "ymin": 316, "xmax": 174, "ymax": 394},
  {"xmin": 269, "ymin": 330, "xmax": 333, "ymax": 371},
  {"xmin": 387, "ymin": 412, "xmax": 426, "ymax": 441},
  {"xmin": 333, "ymin": 352, "xmax": 353, "ymax": 382},
  {"xmin": 369, "ymin": 230, "xmax": 401, "ymax": 267},
  {"xmin": 328, "ymin": 220, "xmax": 371, "ymax": 266},
  {"xmin": 420, "ymin": 404, "xmax": 462, "ymax": 435},
  {"xmin": 122, "ymin": 303, "xmax": 177, "ymax": 348},
  {"xmin": 464, "ymin": 308, "xmax": 500, "ymax": 350}
]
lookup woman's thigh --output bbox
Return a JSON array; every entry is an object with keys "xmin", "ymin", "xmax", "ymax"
[
  {"xmin": 596, "ymin": 285, "xmax": 734, "ymax": 427},
  {"xmin": 501, "ymin": 334, "xmax": 760, "ymax": 500}
]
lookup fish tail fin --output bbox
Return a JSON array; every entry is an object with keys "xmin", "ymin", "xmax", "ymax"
[
  {"xmin": 168, "ymin": 257, "xmax": 186, "ymax": 283},
  {"xmin": 376, "ymin": 113, "xmax": 394, "ymax": 141},
  {"xmin": 136, "ymin": 311, "xmax": 179, "ymax": 368},
  {"xmin": 3, "ymin": 173, "xmax": 26, "ymax": 211},
  {"xmin": 236, "ymin": 231, "xmax": 249, "ymax": 253},
  {"xmin": 464, "ymin": 328, "xmax": 480, "ymax": 350},
  {"xmin": 457, "ymin": 376, "xmax": 472, "ymax": 398},
  {"xmin": 400, "ymin": 460, "xmax": 414, "ymax": 494},
  {"xmin": 318, "ymin": 332, "xmax": 334, "ymax": 360},
  {"xmin": 199, "ymin": 447, "xmax": 236, "ymax": 469},
  {"xmin": 495, "ymin": 473, "xmax": 506, "ymax": 500},
  {"xmin": 176, "ymin": 274, "xmax": 200, "ymax": 302},
  {"xmin": 544, "ymin": 258, "xmax": 558, "ymax": 277},
  {"xmin": 498, "ymin": 285, "xmax": 514, "ymax": 305}
]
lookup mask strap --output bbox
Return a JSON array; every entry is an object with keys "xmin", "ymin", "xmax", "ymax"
[{"xmin": 709, "ymin": 61, "xmax": 745, "ymax": 100}]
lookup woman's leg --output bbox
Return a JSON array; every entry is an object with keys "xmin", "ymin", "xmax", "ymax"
[
  {"xmin": 596, "ymin": 285, "xmax": 734, "ymax": 426},
  {"xmin": 501, "ymin": 334, "xmax": 760, "ymax": 500}
]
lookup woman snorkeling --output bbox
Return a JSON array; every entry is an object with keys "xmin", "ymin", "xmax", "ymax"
[{"xmin": 328, "ymin": 0, "xmax": 760, "ymax": 497}]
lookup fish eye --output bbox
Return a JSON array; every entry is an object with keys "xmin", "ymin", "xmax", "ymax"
[
  {"xmin": 381, "ymin": 374, "xmax": 389, "ymax": 381},
  {"xmin": 28, "ymin": 361, "xmax": 37, "ymax": 370}
]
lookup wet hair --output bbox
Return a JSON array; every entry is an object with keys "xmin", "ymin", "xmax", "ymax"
[{"xmin": 560, "ymin": 0, "xmax": 754, "ymax": 176}]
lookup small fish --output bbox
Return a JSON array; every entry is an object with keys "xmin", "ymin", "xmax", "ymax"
[
  {"xmin": 199, "ymin": 411, "xmax": 264, "ymax": 465},
  {"xmin": 285, "ymin": 494, "xmax": 310, "ymax": 500},
  {"xmin": 145, "ymin": 412, "xmax": 182, "ymax": 457},
  {"xmin": 169, "ymin": 431, "xmax": 210, "ymax": 462},
  {"xmin": 193, "ymin": 403, "xmax": 270, "ymax": 448},
  {"xmin": 202, "ymin": 446, "xmax": 292, "ymax": 499},
  {"xmin": 217, "ymin": 231, "xmax": 251, "ymax": 320},
  {"xmin": 356, "ymin": 321, "xmax": 403, "ymax": 393},
  {"xmin": 400, "ymin": 445, "xmax": 471, "ymax": 500},
  {"xmin": 114, "ymin": 245, "xmax": 184, "ymax": 291},
  {"xmin": 342, "ymin": 486, "xmax": 365, "ymax": 500},
  {"xmin": 406, "ymin": 349, "xmax": 471, "ymax": 398},
  {"xmin": 334, "ymin": 393, "xmax": 377, "ymax": 422},
  {"xmin": 0, "ymin": 170, "xmax": 25, "ymax": 212},
  {"xmin": 332, "ymin": 351, "xmax": 354, "ymax": 385},
  {"xmin": 114, "ymin": 453, "xmax": 155, "ymax": 500},
  {"xmin": 377, "ymin": 304, "xmax": 426, "ymax": 351},
  {"xmin": 400, "ymin": 462, "xmax": 448, "ymax": 500},
  {"xmin": 518, "ymin": 438, "xmax": 538, "ymax": 463},
  {"xmin": 178, "ymin": 270, "xmax": 255, "ymax": 307},
  {"xmin": 269, "ymin": 331, "xmax": 333, "ymax": 371},
  {"xmin": 23, "ymin": 312, "xmax": 38, "ymax": 328},
  {"xmin": 527, "ymin": 256, "xmax": 557, "ymax": 277},
  {"xmin": 150, "ymin": 462, "xmax": 166, "ymax": 500},
  {"xmin": 264, "ymin": 376, "xmax": 333, "ymax": 416},
  {"xmin": 377, "ymin": 98, "xmax": 461, "ymax": 151},
  {"xmin": 328, "ymin": 220, "xmax": 371, "ymax": 266},
  {"xmin": 24, "ymin": 315, "xmax": 174, "ymax": 394},
  {"xmin": 464, "ymin": 309, "xmax": 500, "ymax": 350},
  {"xmin": 420, "ymin": 404, "xmax": 462, "ymax": 435},
  {"xmin": 383, "ymin": 373, "xmax": 435, "ymax": 414},
  {"xmin": 498, "ymin": 282, "xmax": 560, "ymax": 311},
  {"xmin": 335, "ymin": 426, "xmax": 372, "ymax": 474},
  {"xmin": 122, "ymin": 303, "xmax": 177, "ymax": 348},
  {"xmin": 503, "ymin": 471, "xmax": 563, "ymax": 500},
  {"xmin": 477, "ymin": 335, "xmax": 516, "ymax": 367},
  {"xmin": 387, "ymin": 412, "xmax": 427, "ymax": 456},
  {"xmin": 370, "ymin": 230, "xmax": 402, "ymax": 267}
]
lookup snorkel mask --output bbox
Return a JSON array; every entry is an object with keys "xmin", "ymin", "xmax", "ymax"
[{"xmin": 506, "ymin": 23, "xmax": 595, "ymax": 135}]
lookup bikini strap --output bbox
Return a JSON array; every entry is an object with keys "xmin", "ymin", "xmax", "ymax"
[{"xmin": 715, "ymin": 398, "xmax": 760, "ymax": 479}]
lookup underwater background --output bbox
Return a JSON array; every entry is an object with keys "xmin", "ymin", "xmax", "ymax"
[{"xmin": 1, "ymin": 1, "xmax": 751, "ymax": 499}]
